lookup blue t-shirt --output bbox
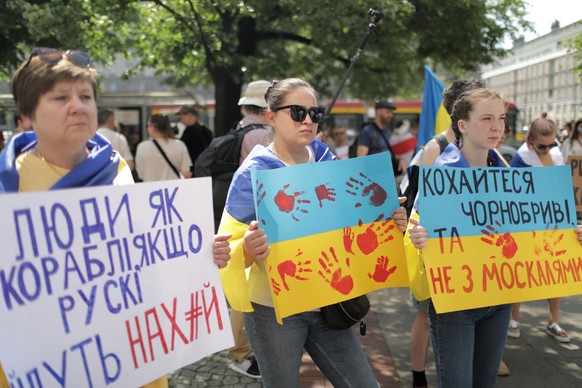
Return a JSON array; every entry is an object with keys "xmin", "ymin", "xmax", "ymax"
[{"xmin": 358, "ymin": 123, "xmax": 390, "ymax": 155}]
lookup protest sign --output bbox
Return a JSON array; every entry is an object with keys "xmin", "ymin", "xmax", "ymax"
[
  {"xmin": 566, "ymin": 155, "xmax": 582, "ymax": 215},
  {"xmin": 417, "ymin": 165, "xmax": 582, "ymax": 313},
  {"xmin": 251, "ymin": 152, "xmax": 408, "ymax": 323},
  {"xmin": 0, "ymin": 178, "xmax": 233, "ymax": 387}
]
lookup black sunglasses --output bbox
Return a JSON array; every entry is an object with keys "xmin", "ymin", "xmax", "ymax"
[
  {"xmin": 272, "ymin": 105, "xmax": 325, "ymax": 123},
  {"xmin": 534, "ymin": 142, "xmax": 557, "ymax": 151},
  {"xmin": 25, "ymin": 47, "xmax": 92, "ymax": 69}
]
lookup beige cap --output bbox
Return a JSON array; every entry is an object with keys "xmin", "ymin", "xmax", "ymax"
[{"xmin": 238, "ymin": 80, "xmax": 270, "ymax": 108}]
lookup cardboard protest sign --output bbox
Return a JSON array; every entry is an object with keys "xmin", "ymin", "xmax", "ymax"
[
  {"xmin": 566, "ymin": 155, "xmax": 582, "ymax": 214},
  {"xmin": 417, "ymin": 165, "xmax": 582, "ymax": 313},
  {"xmin": 251, "ymin": 152, "xmax": 407, "ymax": 323},
  {"xmin": 0, "ymin": 179, "xmax": 233, "ymax": 387}
]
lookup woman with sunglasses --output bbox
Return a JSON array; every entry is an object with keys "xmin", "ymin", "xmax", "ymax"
[
  {"xmin": 510, "ymin": 112, "xmax": 563, "ymax": 168},
  {"xmin": 509, "ymin": 113, "xmax": 571, "ymax": 343},
  {"xmin": 0, "ymin": 48, "xmax": 231, "ymax": 388},
  {"xmin": 217, "ymin": 78, "xmax": 407, "ymax": 387}
]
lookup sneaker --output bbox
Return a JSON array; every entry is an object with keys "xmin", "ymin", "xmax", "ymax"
[
  {"xmin": 507, "ymin": 320, "xmax": 520, "ymax": 338},
  {"xmin": 229, "ymin": 355, "xmax": 261, "ymax": 379},
  {"xmin": 546, "ymin": 322, "xmax": 570, "ymax": 343},
  {"xmin": 498, "ymin": 360, "xmax": 510, "ymax": 377}
]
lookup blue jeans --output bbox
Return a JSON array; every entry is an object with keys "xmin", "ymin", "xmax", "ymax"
[
  {"xmin": 428, "ymin": 301, "xmax": 511, "ymax": 388},
  {"xmin": 244, "ymin": 303, "xmax": 377, "ymax": 388}
]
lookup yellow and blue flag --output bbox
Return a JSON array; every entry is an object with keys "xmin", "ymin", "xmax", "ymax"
[{"xmin": 417, "ymin": 65, "xmax": 451, "ymax": 149}]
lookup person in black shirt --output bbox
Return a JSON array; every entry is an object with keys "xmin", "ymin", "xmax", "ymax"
[{"xmin": 177, "ymin": 105, "xmax": 213, "ymax": 169}]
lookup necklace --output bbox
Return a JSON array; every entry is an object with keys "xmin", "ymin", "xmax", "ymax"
[{"xmin": 33, "ymin": 147, "xmax": 68, "ymax": 176}]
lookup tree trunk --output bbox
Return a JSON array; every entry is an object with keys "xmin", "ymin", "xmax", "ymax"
[{"xmin": 213, "ymin": 68, "xmax": 242, "ymax": 136}]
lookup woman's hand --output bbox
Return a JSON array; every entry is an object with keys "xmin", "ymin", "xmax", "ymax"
[
  {"xmin": 213, "ymin": 233, "xmax": 232, "ymax": 269},
  {"xmin": 243, "ymin": 221, "xmax": 270, "ymax": 262},
  {"xmin": 408, "ymin": 217, "xmax": 428, "ymax": 249},
  {"xmin": 576, "ymin": 225, "xmax": 582, "ymax": 244},
  {"xmin": 391, "ymin": 196, "xmax": 408, "ymax": 232}
]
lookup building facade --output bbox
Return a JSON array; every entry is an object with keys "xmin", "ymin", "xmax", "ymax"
[{"xmin": 481, "ymin": 20, "xmax": 582, "ymax": 131}]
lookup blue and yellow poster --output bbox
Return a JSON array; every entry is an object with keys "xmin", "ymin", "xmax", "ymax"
[
  {"xmin": 251, "ymin": 152, "xmax": 407, "ymax": 322},
  {"xmin": 418, "ymin": 165, "xmax": 582, "ymax": 313}
]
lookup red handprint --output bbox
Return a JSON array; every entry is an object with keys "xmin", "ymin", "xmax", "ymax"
[
  {"xmin": 345, "ymin": 172, "xmax": 387, "ymax": 207},
  {"xmin": 368, "ymin": 255, "xmax": 397, "ymax": 283},
  {"xmin": 343, "ymin": 226, "xmax": 355, "ymax": 254},
  {"xmin": 271, "ymin": 278, "xmax": 282, "ymax": 296},
  {"xmin": 274, "ymin": 184, "xmax": 311, "ymax": 221},
  {"xmin": 481, "ymin": 221, "xmax": 518, "ymax": 259},
  {"xmin": 318, "ymin": 247, "xmax": 354, "ymax": 295},
  {"xmin": 356, "ymin": 215, "xmax": 395, "ymax": 255},
  {"xmin": 315, "ymin": 183, "xmax": 336, "ymax": 207},
  {"xmin": 277, "ymin": 249, "xmax": 312, "ymax": 291},
  {"xmin": 532, "ymin": 224, "xmax": 566, "ymax": 257},
  {"xmin": 255, "ymin": 180, "xmax": 267, "ymax": 207}
]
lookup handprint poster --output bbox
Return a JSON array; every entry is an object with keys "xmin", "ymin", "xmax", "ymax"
[
  {"xmin": 418, "ymin": 165, "xmax": 582, "ymax": 313},
  {"xmin": 251, "ymin": 152, "xmax": 407, "ymax": 323}
]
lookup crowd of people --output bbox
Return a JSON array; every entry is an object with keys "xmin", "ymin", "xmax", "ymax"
[{"xmin": 1, "ymin": 46, "xmax": 582, "ymax": 388}]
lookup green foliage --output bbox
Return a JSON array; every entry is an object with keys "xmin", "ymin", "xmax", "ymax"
[
  {"xmin": 565, "ymin": 25, "xmax": 582, "ymax": 79},
  {"xmin": 0, "ymin": 0, "xmax": 532, "ymax": 129}
]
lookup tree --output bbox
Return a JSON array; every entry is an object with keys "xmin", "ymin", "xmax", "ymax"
[
  {"xmin": 565, "ymin": 26, "xmax": 582, "ymax": 79},
  {"xmin": 0, "ymin": 0, "xmax": 531, "ymax": 134}
]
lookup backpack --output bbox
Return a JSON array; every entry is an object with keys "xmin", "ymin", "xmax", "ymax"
[
  {"xmin": 194, "ymin": 123, "xmax": 265, "ymax": 232},
  {"xmin": 402, "ymin": 133, "xmax": 449, "ymax": 216},
  {"xmin": 349, "ymin": 122, "xmax": 401, "ymax": 176}
]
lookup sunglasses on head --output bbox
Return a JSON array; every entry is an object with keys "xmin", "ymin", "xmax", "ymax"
[
  {"xmin": 534, "ymin": 142, "xmax": 557, "ymax": 151},
  {"xmin": 272, "ymin": 105, "xmax": 325, "ymax": 123},
  {"xmin": 25, "ymin": 47, "xmax": 92, "ymax": 69}
]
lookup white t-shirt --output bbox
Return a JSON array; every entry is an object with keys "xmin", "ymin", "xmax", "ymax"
[
  {"xmin": 97, "ymin": 127, "xmax": 134, "ymax": 161},
  {"xmin": 135, "ymin": 138, "xmax": 192, "ymax": 181}
]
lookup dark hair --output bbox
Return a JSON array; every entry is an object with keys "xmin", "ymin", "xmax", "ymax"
[
  {"xmin": 569, "ymin": 119, "xmax": 582, "ymax": 146},
  {"xmin": 443, "ymin": 79, "xmax": 486, "ymax": 115},
  {"xmin": 149, "ymin": 114, "xmax": 174, "ymax": 139},
  {"xmin": 528, "ymin": 112, "xmax": 556, "ymax": 142},
  {"xmin": 450, "ymin": 88, "xmax": 503, "ymax": 146},
  {"xmin": 97, "ymin": 108, "xmax": 114, "ymax": 126},
  {"xmin": 13, "ymin": 113, "xmax": 22, "ymax": 127},
  {"xmin": 264, "ymin": 78, "xmax": 317, "ymax": 111},
  {"xmin": 241, "ymin": 105, "xmax": 266, "ymax": 116},
  {"xmin": 11, "ymin": 51, "xmax": 98, "ymax": 119}
]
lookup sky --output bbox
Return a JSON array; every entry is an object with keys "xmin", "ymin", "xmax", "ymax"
[{"xmin": 522, "ymin": 0, "xmax": 582, "ymax": 41}]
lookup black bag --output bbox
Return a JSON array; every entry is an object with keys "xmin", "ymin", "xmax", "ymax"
[
  {"xmin": 320, "ymin": 294, "xmax": 370, "ymax": 331},
  {"xmin": 194, "ymin": 123, "xmax": 265, "ymax": 232},
  {"xmin": 402, "ymin": 133, "xmax": 449, "ymax": 217},
  {"xmin": 349, "ymin": 123, "xmax": 401, "ymax": 176}
]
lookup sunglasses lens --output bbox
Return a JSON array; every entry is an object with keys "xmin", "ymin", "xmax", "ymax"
[
  {"xmin": 36, "ymin": 48, "xmax": 63, "ymax": 65},
  {"xmin": 309, "ymin": 108, "xmax": 325, "ymax": 123},
  {"xmin": 289, "ymin": 106, "xmax": 307, "ymax": 122},
  {"xmin": 67, "ymin": 51, "xmax": 92, "ymax": 67}
]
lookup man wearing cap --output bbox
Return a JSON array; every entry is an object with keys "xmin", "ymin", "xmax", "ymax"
[
  {"xmin": 237, "ymin": 80, "xmax": 273, "ymax": 162},
  {"xmin": 178, "ymin": 105, "xmax": 213, "ymax": 169},
  {"xmin": 357, "ymin": 99, "xmax": 405, "ymax": 175}
]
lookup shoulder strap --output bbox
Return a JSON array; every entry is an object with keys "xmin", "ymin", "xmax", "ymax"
[
  {"xmin": 433, "ymin": 133, "xmax": 449, "ymax": 154},
  {"xmin": 152, "ymin": 139, "xmax": 181, "ymax": 178}
]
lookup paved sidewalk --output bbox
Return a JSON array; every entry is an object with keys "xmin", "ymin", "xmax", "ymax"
[
  {"xmin": 168, "ymin": 305, "xmax": 401, "ymax": 387},
  {"xmin": 168, "ymin": 289, "xmax": 582, "ymax": 387}
]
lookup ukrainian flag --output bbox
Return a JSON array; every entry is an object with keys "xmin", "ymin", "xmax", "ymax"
[{"xmin": 417, "ymin": 65, "xmax": 451, "ymax": 150}]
